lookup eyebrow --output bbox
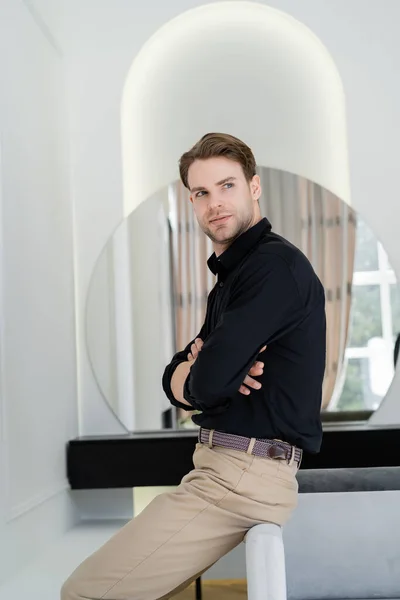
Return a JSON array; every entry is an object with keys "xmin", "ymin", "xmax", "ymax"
[{"xmin": 190, "ymin": 176, "xmax": 237, "ymax": 193}]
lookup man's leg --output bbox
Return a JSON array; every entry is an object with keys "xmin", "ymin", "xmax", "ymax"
[
  {"xmin": 61, "ymin": 444, "xmax": 251, "ymax": 600},
  {"xmin": 61, "ymin": 442, "xmax": 298, "ymax": 600}
]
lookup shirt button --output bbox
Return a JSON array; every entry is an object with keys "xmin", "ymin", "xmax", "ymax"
[{"xmin": 219, "ymin": 282, "xmax": 224, "ymax": 287}]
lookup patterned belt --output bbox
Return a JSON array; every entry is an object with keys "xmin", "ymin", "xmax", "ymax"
[{"xmin": 198, "ymin": 428, "xmax": 303, "ymax": 467}]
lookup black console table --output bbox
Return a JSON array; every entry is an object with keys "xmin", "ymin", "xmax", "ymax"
[{"xmin": 66, "ymin": 424, "xmax": 400, "ymax": 490}]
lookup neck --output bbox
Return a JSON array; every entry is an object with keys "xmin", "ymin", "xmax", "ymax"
[{"xmin": 214, "ymin": 245, "xmax": 227, "ymax": 257}]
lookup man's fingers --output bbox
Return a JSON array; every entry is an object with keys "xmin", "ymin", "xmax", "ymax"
[
  {"xmin": 189, "ymin": 338, "xmax": 204, "ymax": 362},
  {"xmin": 239, "ymin": 385, "xmax": 251, "ymax": 395},
  {"xmin": 239, "ymin": 348, "xmax": 266, "ymax": 394},
  {"xmin": 238, "ymin": 380, "xmax": 262, "ymax": 395},
  {"xmin": 194, "ymin": 338, "xmax": 204, "ymax": 352},
  {"xmin": 248, "ymin": 362, "xmax": 264, "ymax": 376},
  {"xmin": 243, "ymin": 375, "xmax": 262, "ymax": 390}
]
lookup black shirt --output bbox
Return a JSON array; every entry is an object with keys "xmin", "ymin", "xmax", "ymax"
[{"xmin": 162, "ymin": 217, "xmax": 326, "ymax": 453}]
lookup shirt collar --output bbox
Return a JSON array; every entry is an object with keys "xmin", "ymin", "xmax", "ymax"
[{"xmin": 207, "ymin": 217, "xmax": 272, "ymax": 276}]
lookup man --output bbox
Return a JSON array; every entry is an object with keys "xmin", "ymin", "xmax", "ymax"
[{"xmin": 61, "ymin": 133, "xmax": 326, "ymax": 600}]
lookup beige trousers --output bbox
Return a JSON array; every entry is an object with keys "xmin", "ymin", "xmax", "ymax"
[{"xmin": 61, "ymin": 441, "xmax": 299, "ymax": 600}]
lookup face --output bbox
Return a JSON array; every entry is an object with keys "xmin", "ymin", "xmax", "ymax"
[{"xmin": 188, "ymin": 157, "xmax": 262, "ymax": 255}]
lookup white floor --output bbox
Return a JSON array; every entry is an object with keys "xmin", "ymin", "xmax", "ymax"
[{"xmin": 0, "ymin": 520, "xmax": 127, "ymax": 600}]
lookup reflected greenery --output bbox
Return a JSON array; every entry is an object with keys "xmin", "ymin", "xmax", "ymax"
[
  {"xmin": 337, "ymin": 360, "xmax": 364, "ymax": 411},
  {"xmin": 353, "ymin": 219, "xmax": 379, "ymax": 271},
  {"xmin": 391, "ymin": 284, "xmax": 400, "ymax": 337},
  {"xmin": 337, "ymin": 358, "xmax": 380, "ymax": 412},
  {"xmin": 348, "ymin": 285, "xmax": 382, "ymax": 347}
]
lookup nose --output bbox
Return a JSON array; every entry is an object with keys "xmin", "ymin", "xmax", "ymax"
[{"xmin": 206, "ymin": 193, "xmax": 223, "ymax": 211}]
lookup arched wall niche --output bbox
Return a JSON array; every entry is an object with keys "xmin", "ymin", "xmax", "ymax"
[{"xmin": 121, "ymin": 1, "xmax": 350, "ymax": 217}]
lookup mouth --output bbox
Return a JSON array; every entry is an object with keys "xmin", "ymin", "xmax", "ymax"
[{"xmin": 209, "ymin": 215, "xmax": 232, "ymax": 225}]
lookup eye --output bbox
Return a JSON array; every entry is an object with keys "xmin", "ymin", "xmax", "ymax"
[
  {"xmin": 195, "ymin": 190, "xmax": 207, "ymax": 198},
  {"xmin": 223, "ymin": 183, "xmax": 234, "ymax": 189}
]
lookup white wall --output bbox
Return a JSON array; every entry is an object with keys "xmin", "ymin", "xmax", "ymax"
[
  {"xmin": 28, "ymin": 0, "xmax": 400, "ymax": 434},
  {"xmin": 0, "ymin": 0, "xmax": 78, "ymax": 584}
]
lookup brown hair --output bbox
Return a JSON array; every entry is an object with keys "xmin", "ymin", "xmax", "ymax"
[{"xmin": 179, "ymin": 132, "xmax": 257, "ymax": 189}]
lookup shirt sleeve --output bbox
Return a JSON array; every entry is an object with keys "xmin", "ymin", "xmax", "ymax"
[
  {"xmin": 162, "ymin": 324, "xmax": 206, "ymax": 411},
  {"xmin": 183, "ymin": 251, "xmax": 304, "ymax": 411}
]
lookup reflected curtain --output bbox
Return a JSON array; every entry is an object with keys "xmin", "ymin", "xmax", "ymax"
[
  {"xmin": 258, "ymin": 168, "xmax": 356, "ymax": 409},
  {"xmin": 168, "ymin": 181, "xmax": 215, "ymax": 354}
]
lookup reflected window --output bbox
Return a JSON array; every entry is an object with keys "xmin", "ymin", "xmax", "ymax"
[{"xmin": 329, "ymin": 219, "xmax": 399, "ymax": 412}]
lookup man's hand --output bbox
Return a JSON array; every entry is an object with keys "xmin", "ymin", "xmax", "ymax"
[
  {"xmin": 188, "ymin": 339, "xmax": 266, "ymax": 396},
  {"xmin": 187, "ymin": 338, "xmax": 204, "ymax": 363},
  {"xmin": 238, "ymin": 345, "xmax": 266, "ymax": 395}
]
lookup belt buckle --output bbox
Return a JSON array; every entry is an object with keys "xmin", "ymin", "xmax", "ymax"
[{"xmin": 267, "ymin": 444, "xmax": 287, "ymax": 460}]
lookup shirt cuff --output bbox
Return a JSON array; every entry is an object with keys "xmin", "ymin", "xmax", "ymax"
[
  {"xmin": 162, "ymin": 361, "xmax": 199, "ymax": 412},
  {"xmin": 169, "ymin": 396, "xmax": 196, "ymax": 412},
  {"xmin": 182, "ymin": 373, "xmax": 203, "ymax": 412}
]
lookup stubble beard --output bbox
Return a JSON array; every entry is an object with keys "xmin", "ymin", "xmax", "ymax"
[{"xmin": 201, "ymin": 212, "xmax": 254, "ymax": 246}]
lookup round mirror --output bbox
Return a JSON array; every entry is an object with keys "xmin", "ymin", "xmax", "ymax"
[{"xmin": 86, "ymin": 167, "xmax": 400, "ymax": 431}]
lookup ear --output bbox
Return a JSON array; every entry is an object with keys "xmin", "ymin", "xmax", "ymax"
[
  {"xmin": 189, "ymin": 194, "xmax": 194, "ymax": 205},
  {"xmin": 250, "ymin": 174, "xmax": 261, "ymax": 201}
]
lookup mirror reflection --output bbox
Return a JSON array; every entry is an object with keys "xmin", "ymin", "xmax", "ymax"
[{"xmin": 85, "ymin": 167, "xmax": 400, "ymax": 431}]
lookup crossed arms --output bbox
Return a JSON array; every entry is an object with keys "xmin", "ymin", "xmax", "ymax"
[{"xmin": 162, "ymin": 251, "xmax": 302, "ymax": 412}]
